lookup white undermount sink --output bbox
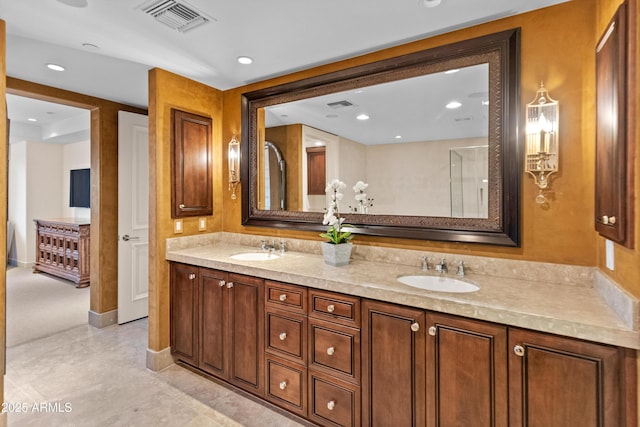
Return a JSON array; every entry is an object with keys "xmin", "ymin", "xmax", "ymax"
[
  {"xmin": 397, "ymin": 275, "xmax": 479, "ymax": 293},
  {"xmin": 230, "ymin": 252, "xmax": 280, "ymax": 261}
]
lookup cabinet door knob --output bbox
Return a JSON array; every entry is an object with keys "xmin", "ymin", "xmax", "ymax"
[
  {"xmin": 279, "ymin": 380, "xmax": 287, "ymax": 390},
  {"xmin": 428, "ymin": 326, "xmax": 437, "ymax": 336},
  {"xmin": 327, "ymin": 400, "xmax": 336, "ymax": 411},
  {"xmin": 279, "ymin": 332, "xmax": 287, "ymax": 341},
  {"xmin": 188, "ymin": 273, "xmax": 196, "ymax": 280},
  {"xmin": 410, "ymin": 322, "xmax": 420, "ymax": 332},
  {"xmin": 609, "ymin": 216, "xmax": 616, "ymax": 224},
  {"xmin": 279, "ymin": 294, "xmax": 287, "ymax": 302},
  {"xmin": 227, "ymin": 282, "xmax": 234, "ymax": 289},
  {"xmin": 602, "ymin": 215, "xmax": 617, "ymax": 225},
  {"xmin": 326, "ymin": 346, "xmax": 335, "ymax": 356},
  {"xmin": 513, "ymin": 345, "xmax": 525, "ymax": 357},
  {"xmin": 179, "ymin": 204, "xmax": 185, "ymax": 209},
  {"xmin": 218, "ymin": 280, "xmax": 226, "ymax": 287},
  {"xmin": 327, "ymin": 304, "xmax": 335, "ymax": 313}
]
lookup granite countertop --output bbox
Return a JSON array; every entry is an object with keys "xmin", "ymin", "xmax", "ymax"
[{"xmin": 166, "ymin": 239, "xmax": 639, "ymax": 350}]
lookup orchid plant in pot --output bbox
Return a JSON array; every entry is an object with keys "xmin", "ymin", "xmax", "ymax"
[{"xmin": 319, "ymin": 179, "xmax": 354, "ymax": 266}]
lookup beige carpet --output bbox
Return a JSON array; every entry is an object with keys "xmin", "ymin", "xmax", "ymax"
[{"xmin": 6, "ymin": 266, "xmax": 90, "ymax": 348}]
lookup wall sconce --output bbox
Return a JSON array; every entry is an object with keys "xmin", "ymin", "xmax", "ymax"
[
  {"xmin": 228, "ymin": 134, "xmax": 240, "ymax": 200},
  {"xmin": 525, "ymin": 82, "xmax": 559, "ymax": 204}
]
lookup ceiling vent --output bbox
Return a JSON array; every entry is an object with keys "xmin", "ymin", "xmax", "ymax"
[
  {"xmin": 138, "ymin": 0, "xmax": 215, "ymax": 33},
  {"xmin": 327, "ymin": 100, "xmax": 355, "ymax": 109}
]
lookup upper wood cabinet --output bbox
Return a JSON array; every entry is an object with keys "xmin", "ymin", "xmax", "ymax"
[
  {"xmin": 595, "ymin": 1, "xmax": 635, "ymax": 247},
  {"xmin": 171, "ymin": 109, "xmax": 213, "ymax": 218}
]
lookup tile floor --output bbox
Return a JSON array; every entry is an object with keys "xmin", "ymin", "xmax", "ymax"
[{"xmin": 5, "ymin": 318, "xmax": 307, "ymax": 426}]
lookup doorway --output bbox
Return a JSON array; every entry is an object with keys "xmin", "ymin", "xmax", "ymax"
[{"xmin": 6, "ymin": 94, "xmax": 91, "ymax": 345}]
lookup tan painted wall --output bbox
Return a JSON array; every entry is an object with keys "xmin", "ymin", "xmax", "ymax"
[
  {"xmin": 148, "ymin": 68, "xmax": 223, "ymax": 351},
  {"xmin": 222, "ymin": 0, "xmax": 599, "ymax": 265},
  {"xmin": 595, "ymin": 0, "xmax": 640, "ymax": 297}
]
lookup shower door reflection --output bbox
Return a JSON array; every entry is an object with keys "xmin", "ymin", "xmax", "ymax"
[{"xmin": 449, "ymin": 146, "xmax": 488, "ymax": 218}]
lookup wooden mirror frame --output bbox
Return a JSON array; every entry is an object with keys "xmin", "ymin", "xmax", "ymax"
[{"xmin": 241, "ymin": 28, "xmax": 521, "ymax": 246}]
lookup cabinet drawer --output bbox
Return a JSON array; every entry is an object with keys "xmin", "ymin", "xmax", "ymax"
[
  {"xmin": 266, "ymin": 356, "xmax": 307, "ymax": 416},
  {"xmin": 309, "ymin": 371, "xmax": 360, "ymax": 427},
  {"xmin": 310, "ymin": 319, "xmax": 360, "ymax": 383},
  {"xmin": 309, "ymin": 290, "xmax": 360, "ymax": 327},
  {"xmin": 266, "ymin": 310, "xmax": 307, "ymax": 362},
  {"xmin": 266, "ymin": 281, "xmax": 307, "ymax": 313}
]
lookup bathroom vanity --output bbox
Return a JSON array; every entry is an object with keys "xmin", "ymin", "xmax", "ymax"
[{"xmin": 166, "ymin": 235, "xmax": 638, "ymax": 426}]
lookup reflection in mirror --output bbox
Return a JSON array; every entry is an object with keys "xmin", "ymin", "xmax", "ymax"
[
  {"xmin": 242, "ymin": 29, "xmax": 521, "ymax": 246},
  {"xmin": 262, "ymin": 64, "xmax": 489, "ymax": 218},
  {"xmin": 263, "ymin": 141, "xmax": 286, "ymax": 210}
]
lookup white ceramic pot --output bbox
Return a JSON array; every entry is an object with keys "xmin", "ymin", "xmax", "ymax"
[{"xmin": 321, "ymin": 242, "xmax": 353, "ymax": 267}]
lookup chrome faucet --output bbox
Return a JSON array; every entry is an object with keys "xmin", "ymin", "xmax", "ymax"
[
  {"xmin": 421, "ymin": 256, "xmax": 430, "ymax": 271},
  {"xmin": 260, "ymin": 240, "xmax": 276, "ymax": 252},
  {"xmin": 435, "ymin": 258, "xmax": 447, "ymax": 274},
  {"xmin": 278, "ymin": 240, "xmax": 287, "ymax": 254},
  {"xmin": 456, "ymin": 260, "xmax": 465, "ymax": 277}
]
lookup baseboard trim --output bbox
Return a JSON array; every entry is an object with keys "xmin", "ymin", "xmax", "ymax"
[
  {"xmin": 88, "ymin": 309, "xmax": 118, "ymax": 328},
  {"xmin": 146, "ymin": 347, "xmax": 175, "ymax": 372}
]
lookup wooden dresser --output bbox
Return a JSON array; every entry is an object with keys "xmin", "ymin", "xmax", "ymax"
[{"xmin": 33, "ymin": 218, "xmax": 90, "ymax": 288}]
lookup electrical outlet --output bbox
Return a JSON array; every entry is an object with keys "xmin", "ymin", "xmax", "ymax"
[
  {"xmin": 174, "ymin": 219, "xmax": 183, "ymax": 234},
  {"xmin": 605, "ymin": 239, "xmax": 614, "ymax": 270},
  {"xmin": 198, "ymin": 217, "xmax": 207, "ymax": 231}
]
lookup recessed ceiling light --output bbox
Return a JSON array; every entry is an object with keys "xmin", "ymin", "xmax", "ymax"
[
  {"xmin": 82, "ymin": 43, "xmax": 100, "ymax": 50},
  {"xmin": 27, "ymin": 118, "xmax": 37, "ymax": 122},
  {"xmin": 418, "ymin": 0, "xmax": 443, "ymax": 8},
  {"xmin": 237, "ymin": 56, "xmax": 253, "ymax": 65},
  {"xmin": 46, "ymin": 63, "xmax": 66, "ymax": 72},
  {"xmin": 356, "ymin": 114, "xmax": 370, "ymax": 120},
  {"xmin": 314, "ymin": 141, "xmax": 325, "ymax": 147},
  {"xmin": 446, "ymin": 101, "xmax": 462, "ymax": 109},
  {"xmin": 395, "ymin": 135, "xmax": 402, "ymax": 139},
  {"xmin": 445, "ymin": 69, "xmax": 459, "ymax": 74},
  {"xmin": 481, "ymin": 100, "xmax": 490, "ymax": 106},
  {"xmin": 56, "ymin": 0, "xmax": 88, "ymax": 7}
]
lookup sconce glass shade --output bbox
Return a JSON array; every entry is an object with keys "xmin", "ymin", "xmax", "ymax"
[
  {"xmin": 525, "ymin": 82, "xmax": 559, "ymax": 201},
  {"xmin": 228, "ymin": 135, "xmax": 240, "ymax": 199}
]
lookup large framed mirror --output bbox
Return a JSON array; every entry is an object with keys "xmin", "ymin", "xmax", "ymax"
[{"xmin": 241, "ymin": 28, "xmax": 521, "ymax": 246}]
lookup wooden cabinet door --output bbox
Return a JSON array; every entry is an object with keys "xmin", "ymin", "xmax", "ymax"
[
  {"xmin": 595, "ymin": 2, "xmax": 632, "ymax": 246},
  {"xmin": 361, "ymin": 300, "xmax": 426, "ymax": 427},
  {"xmin": 171, "ymin": 109, "xmax": 213, "ymax": 218},
  {"xmin": 170, "ymin": 263, "xmax": 199, "ymax": 366},
  {"xmin": 509, "ymin": 328, "xmax": 621, "ymax": 427},
  {"xmin": 227, "ymin": 273, "xmax": 265, "ymax": 396},
  {"xmin": 426, "ymin": 313, "xmax": 508, "ymax": 427},
  {"xmin": 306, "ymin": 146, "xmax": 326, "ymax": 195},
  {"xmin": 199, "ymin": 268, "xmax": 228, "ymax": 378}
]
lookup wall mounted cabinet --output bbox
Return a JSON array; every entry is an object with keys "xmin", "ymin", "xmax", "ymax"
[
  {"xmin": 171, "ymin": 109, "xmax": 213, "ymax": 218},
  {"xmin": 595, "ymin": 1, "xmax": 635, "ymax": 247}
]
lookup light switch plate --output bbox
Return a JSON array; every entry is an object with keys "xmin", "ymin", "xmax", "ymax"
[
  {"xmin": 198, "ymin": 217, "xmax": 206, "ymax": 231},
  {"xmin": 605, "ymin": 239, "xmax": 614, "ymax": 270},
  {"xmin": 174, "ymin": 219, "xmax": 183, "ymax": 234}
]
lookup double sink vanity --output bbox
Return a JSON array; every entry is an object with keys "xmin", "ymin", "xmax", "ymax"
[{"xmin": 166, "ymin": 232, "xmax": 638, "ymax": 427}]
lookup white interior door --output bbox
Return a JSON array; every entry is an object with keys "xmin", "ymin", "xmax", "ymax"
[{"xmin": 117, "ymin": 111, "xmax": 149, "ymax": 324}]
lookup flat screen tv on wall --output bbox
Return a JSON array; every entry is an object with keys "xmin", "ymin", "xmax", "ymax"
[{"xmin": 69, "ymin": 168, "xmax": 90, "ymax": 208}]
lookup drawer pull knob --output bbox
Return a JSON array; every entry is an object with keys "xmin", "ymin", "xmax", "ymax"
[
  {"xmin": 514, "ymin": 345, "xmax": 525, "ymax": 357},
  {"xmin": 428, "ymin": 326, "xmax": 436, "ymax": 336},
  {"xmin": 279, "ymin": 332, "xmax": 287, "ymax": 341},
  {"xmin": 327, "ymin": 400, "xmax": 336, "ymax": 411},
  {"xmin": 279, "ymin": 294, "xmax": 287, "ymax": 302},
  {"xmin": 188, "ymin": 273, "xmax": 196, "ymax": 280},
  {"xmin": 327, "ymin": 304, "xmax": 335, "ymax": 313},
  {"xmin": 279, "ymin": 380, "xmax": 287, "ymax": 390},
  {"xmin": 227, "ymin": 282, "xmax": 234, "ymax": 289},
  {"xmin": 410, "ymin": 322, "xmax": 420, "ymax": 332},
  {"xmin": 326, "ymin": 346, "xmax": 335, "ymax": 356},
  {"xmin": 218, "ymin": 280, "xmax": 226, "ymax": 287}
]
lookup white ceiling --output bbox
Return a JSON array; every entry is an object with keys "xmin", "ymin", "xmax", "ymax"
[{"xmin": 2, "ymin": 0, "xmax": 567, "ymax": 142}]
